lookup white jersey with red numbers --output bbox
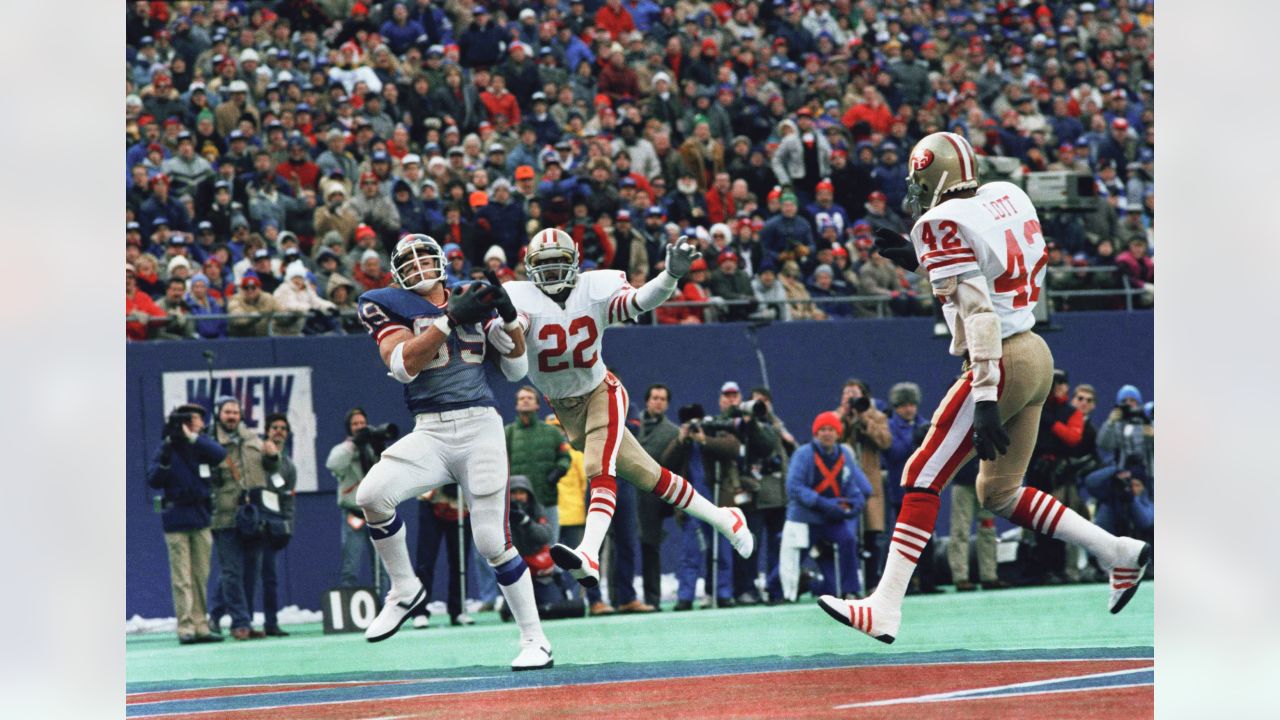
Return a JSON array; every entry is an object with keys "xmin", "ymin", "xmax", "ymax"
[
  {"xmin": 910, "ymin": 180, "xmax": 1048, "ymax": 357},
  {"xmin": 504, "ymin": 270, "xmax": 640, "ymax": 399}
]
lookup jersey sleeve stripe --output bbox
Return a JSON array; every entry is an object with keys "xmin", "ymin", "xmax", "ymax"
[
  {"xmin": 919, "ymin": 248, "xmax": 976, "ymax": 262},
  {"xmin": 374, "ymin": 324, "xmax": 411, "ymax": 343},
  {"xmin": 926, "ymin": 257, "xmax": 980, "ymax": 272}
]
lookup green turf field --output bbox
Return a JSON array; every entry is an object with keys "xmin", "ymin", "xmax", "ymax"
[{"xmin": 126, "ymin": 584, "xmax": 1153, "ymax": 687}]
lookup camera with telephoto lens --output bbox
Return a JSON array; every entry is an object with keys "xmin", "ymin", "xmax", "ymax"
[
  {"xmin": 354, "ymin": 422, "xmax": 400, "ymax": 454},
  {"xmin": 847, "ymin": 396, "xmax": 871, "ymax": 414},
  {"xmin": 163, "ymin": 404, "xmax": 206, "ymax": 444}
]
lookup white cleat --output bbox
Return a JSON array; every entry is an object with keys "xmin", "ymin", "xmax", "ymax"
[
  {"xmin": 511, "ymin": 636, "xmax": 554, "ymax": 671},
  {"xmin": 411, "ymin": 613, "xmax": 430, "ymax": 629},
  {"xmin": 817, "ymin": 594, "xmax": 899, "ymax": 644},
  {"xmin": 721, "ymin": 508, "xmax": 754, "ymax": 559},
  {"xmin": 550, "ymin": 544, "xmax": 601, "ymax": 588},
  {"xmin": 1108, "ymin": 539, "xmax": 1152, "ymax": 614},
  {"xmin": 365, "ymin": 585, "xmax": 427, "ymax": 642}
]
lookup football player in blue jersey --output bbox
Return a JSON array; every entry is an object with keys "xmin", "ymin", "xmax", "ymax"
[{"xmin": 353, "ymin": 233, "xmax": 553, "ymax": 671}]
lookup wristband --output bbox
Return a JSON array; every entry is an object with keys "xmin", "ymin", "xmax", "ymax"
[
  {"xmin": 433, "ymin": 315, "xmax": 453, "ymax": 336},
  {"xmin": 503, "ymin": 318, "xmax": 521, "ymax": 332}
]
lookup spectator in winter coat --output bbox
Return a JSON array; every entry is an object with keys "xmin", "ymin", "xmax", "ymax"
[
  {"xmin": 771, "ymin": 114, "xmax": 832, "ymax": 199},
  {"xmin": 391, "ymin": 178, "xmax": 431, "ymax": 235},
  {"xmin": 599, "ymin": 44, "xmax": 640, "ymax": 103},
  {"xmin": 706, "ymin": 250, "xmax": 755, "ymax": 322},
  {"xmin": 872, "ymin": 143, "xmax": 909, "ymax": 214},
  {"xmin": 379, "ymin": 3, "xmax": 426, "ymax": 55},
  {"xmin": 227, "ymin": 275, "xmax": 278, "ymax": 337},
  {"xmin": 276, "ymin": 137, "xmax": 320, "ymax": 193},
  {"xmin": 656, "ymin": 258, "xmax": 714, "ymax": 324},
  {"xmin": 353, "ymin": 249, "xmax": 394, "ymax": 293},
  {"xmin": 141, "ymin": 174, "xmax": 191, "ymax": 238},
  {"xmin": 807, "ymin": 265, "xmax": 851, "ymax": 318},
  {"xmin": 1115, "ymin": 237, "xmax": 1154, "ymax": 290},
  {"xmin": 479, "ymin": 74, "xmax": 521, "ymax": 127},
  {"xmin": 162, "ymin": 132, "xmax": 215, "ymax": 193},
  {"xmin": 759, "ymin": 193, "xmax": 815, "ymax": 267},
  {"xmin": 185, "ymin": 273, "xmax": 228, "ymax": 339},
  {"xmin": 596, "ymin": 0, "xmax": 637, "ymax": 41},
  {"xmin": 147, "ymin": 404, "xmax": 227, "ymax": 644},
  {"xmin": 476, "ymin": 180, "xmax": 528, "ymax": 262},
  {"xmin": 126, "ymin": 264, "xmax": 167, "ymax": 340},
  {"xmin": 459, "ymin": 6, "xmax": 504, "ymax": 68},
  {"xmin": 841, "ymin": 86, "xmax": 895, "ymax": 135},
  {"xmin": 751, "ymin": 263, "xmax": 791, "ymax": 321},
  {"xmin": 780, "ymin": 412, "xmax": 872, "ymax": 601},
  {"xmin": 348, "ymin": 172, "xmax": 401, "ymax": 247},
  {"xmin": 272, "ymin": 263, "xmax": 336, "ymax": 336}
]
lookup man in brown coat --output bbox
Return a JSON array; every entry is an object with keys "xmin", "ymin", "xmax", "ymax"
[
  {"xmin": 313, "ymin": 182, "xmax": 361, "ymax": 245},
  {"xmin": 835, "ymin": 379, "xmax": 891, "ymax": 590},
  {"xmin": 207, "ymin": 397, "xmax": 279, "ymax": 639},
  {"xmin": 226, "ymin": 275, "xmax": 279, "ymax": 336}
]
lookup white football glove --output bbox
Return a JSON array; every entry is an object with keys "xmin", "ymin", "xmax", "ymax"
[
  {"xmin": 664, "ymin": 237, "xmax": 702, "ymax": 279},
  {"xmin": 486, "ymin": 319, "xmax": 516, "ymax": 356}
]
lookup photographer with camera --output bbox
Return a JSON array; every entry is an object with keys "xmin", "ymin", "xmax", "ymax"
[
  {"xmin": 882, "ymin": 381, "xmax": 939, "ymax": 594},
  {"xmin": 257, "ymin": 413, "xmax": 296, "ymax": 637},
  {"xmin": 1084, "ymin": 385, "xmax": 1154, "ymax": 543},
  {"xmin": 660, "ymin": 399, "xmax": 742, "ymax": 610},
  {"xmin": 207, "ymin": 396, "xmax": 278, "ymax": 640},
  {"xmin": 326, "ymin": 408, "xmax": 396, "ymax": 595},
  {"xmin": 744, "ymin": 387, "xmax": 795, "ymax": 605},
  {"xmin": 1024, "ymin": 369, "xmax": 1088, "ymax": 585},
  {"xmin": 147, "ymin": 403, "xmax": 226, "ymax": 644},
  {"xmin": 634, "ymin": 384, "xmax": 681, "ymax": 610},
  {"xmin": 500, "ymin": 475, "xmax": 584, "ymax": 620},
  {"xmin": 834, "ymin": 380, "xmax": 892, "ymax": 591},
  {"xmin": 780, "ymin": 412, "xmax": 873, "ymax": 602}
]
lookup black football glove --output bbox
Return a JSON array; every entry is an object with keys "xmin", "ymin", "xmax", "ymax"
[
  {"xmin": 971, "ymin": 400, "xmax": 1010, "ymax": 461},
  {"xmin": 873, "ymin": 228, "xmax": 920, "ymax": 272},
  {"xmin": 446, "ymin": 281, "xmax": 500, "ymax": 326},
  {"xmin": 483, "ymin": 270, "xmax": 519, "ymax": 323}
]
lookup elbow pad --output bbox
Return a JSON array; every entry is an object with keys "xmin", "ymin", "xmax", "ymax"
[
  {"xmin": 389, "ymin": 341, "xmax": 418, "ymax": 384},
  {"xmin": 962, "ymin": 312, "xmax": 1002, "ymax": 403},
  {"xmin": 499, "ymin": 351, "xmax": 529, "ymax": 381}
]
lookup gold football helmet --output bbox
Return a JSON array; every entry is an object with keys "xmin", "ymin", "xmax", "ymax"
[
  {"xmin": 905, "ymin": 132, "xmax": 981, "ymax": 218},
  {"xmin": 526, "ymin": 227, "xmax": 579, "ymax": 295}
]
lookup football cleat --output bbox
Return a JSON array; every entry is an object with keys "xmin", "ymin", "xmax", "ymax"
[
  {"xmin": 720, "ymin": 507, "xmax": 755, "ymax": 559},
  {"xmin": 411, "ymin": 613, "xmax": 430, "ymax": 629},
  {"xmin": 1108, "ymin": 539, "xmax": 1152, "ymax": 614},
  {"xmin": 817, "ymin": 594, "xmax": 899, "ymax": 644},
  {"xmin": 365, "ymin": 585, "xmax": 427, "ymax": 642},
  {"xmin": 511, "ymin": 636, "xmax": 554, "ymax": 671},
  {"xmin": 549, "ymin": 544, "xmax": 601, "ymax": 588}
]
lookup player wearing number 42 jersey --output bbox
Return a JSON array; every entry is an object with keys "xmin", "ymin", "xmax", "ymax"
[
  {"xmin": 352, "ymin": 234, "xmax": 552, "ymax": 671},
  {"xmin": 488, "ymin": 228, "xmax": 755, "ymax": 590},
  {"xmin": 819, "ymin": 132, "xmax": 1151, "ymax": 642}
]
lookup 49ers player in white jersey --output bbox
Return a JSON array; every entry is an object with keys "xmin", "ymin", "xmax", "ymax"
[
  {"xmin": 489, "ymin": 228, "xmax": 754, "ymax": 589},
  {"xmin": 818, "ymin": 132, "xmax": 1150, "ymax": 642}
]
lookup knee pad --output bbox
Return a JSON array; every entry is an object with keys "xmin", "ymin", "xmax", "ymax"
[{"xmin": 487, "ymin": 545, "xmax": 518, "ymax": 567}]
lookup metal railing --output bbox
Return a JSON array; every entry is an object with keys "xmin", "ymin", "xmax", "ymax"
[{"xmin": 129, "ymin": 267, "xmax": 1150, "ymax": 338}]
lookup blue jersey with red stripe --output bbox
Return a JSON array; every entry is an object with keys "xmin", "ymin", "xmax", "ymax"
[{"xmin": 357, "ymin": 286, "xmax": 496, "ymax": 415}]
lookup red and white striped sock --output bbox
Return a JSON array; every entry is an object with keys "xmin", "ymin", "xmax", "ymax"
[
  {"xmin": 1004, "ymin": 487, "xmax": 1119, "ymax": 568},
  {"xmin": 578, "ymin": 475, "xmax": 617, "ymax": 556},
  {"xmin": 653, "ymin": 468, "xmax": 729, "ymax": 531},
  {"xmin": 876, "ymin": 491, "xmax": 940, "ymax": 606}
]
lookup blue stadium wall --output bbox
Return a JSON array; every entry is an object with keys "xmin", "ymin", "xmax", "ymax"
[{"xmin": 126, "ymin": 312, "xmax": 1153, "ymax": 619}]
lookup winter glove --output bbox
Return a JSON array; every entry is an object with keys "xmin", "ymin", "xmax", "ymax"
[
  {"xmin": 483, "ymin": 270, "xmax": 518, "ymax": 323},
  {"xmin": 873, "ymin": 228, "xmax": 920, "ymax": 272},
  {"xmin": 972, "ymin": 400, "xmax": 1010, "ymax": 461},
  {"xmin": 815, "ymin": 496, "xmax": 848, "ymax": 521},
  {"xmin": 447, "ymin": 281, "xmax": 500, "ymax": 326},
  {"xmin": 486, "ymin": 318, "xmax": 516, "ymax": 355},
  {"xmin": 664, "ymin": 237, "xmax": 702, "ymax": 278},
  {"xmin": 544, "ymin": 467, "xmax": 564, "ymax": 489}
]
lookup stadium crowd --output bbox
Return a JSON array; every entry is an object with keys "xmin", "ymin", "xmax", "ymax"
[{"xmin": 125, "ymin": 0, "xmax": 1155, "ymax": 341}]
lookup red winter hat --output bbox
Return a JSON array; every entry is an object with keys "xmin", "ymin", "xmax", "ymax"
[
  {"xmin": 816, "ymin": 179, "xmax": 834, "ymax": 192},
  {"xmin": 355, "ymin": 224, "xmax": 377, "ymax": 241},
  {"xmin": 812, "ymin": 411, "xmax": 843, "ymax": 436}
]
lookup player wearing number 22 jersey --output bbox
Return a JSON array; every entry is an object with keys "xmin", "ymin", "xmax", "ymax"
[
  {"xmin": 819, "ymin": 132, "xmax": 1150, "ymax": 642},
  {"xmin": 352, "ymin": 233, "xmax": 552, "ymax": 671},
  {"xmin": 495, "ymin": 228, "xmax": 755, "ymax": 591}
]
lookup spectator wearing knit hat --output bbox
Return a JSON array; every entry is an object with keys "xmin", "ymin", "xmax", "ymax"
[
  {"xmin": 185, "ymin": 273, "xmax": 228, "ymax": 339},
  {"xmin": 352, "ymin": 248, "xmax": 393, "ymax": 293},
  {"xmin": 771, "ymin": 110, "xmax": 831, "ymax": 206},
  {"xmin": 126, "ymin": 263, "xmax": 167, "ymax": 341},
  {"xmin": 272, "ymin": 263, "xmax": 337, "ymax": 336},
  {"xmin": 227, "ymin": 275, "xmax": 278, "ymax": 337},
  {"xmin": 707, "ymin": 250, "xmax": 755, "ymax": 322}
]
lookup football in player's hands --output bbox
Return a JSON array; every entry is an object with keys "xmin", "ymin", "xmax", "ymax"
[
  {"xmin": 483, "ymin": 270, "xmax": 519, "ymax": 323},
  {"xmin": 665, "ymin": 237, "xmax": 702, "ymax": 278},
  {"xmin": 971, "ymin": 400, "xmax": 1010, "ymax": 461},
  {"xmin": 447, "ymin": 281, "xmax": 499, "ymax": 326}
]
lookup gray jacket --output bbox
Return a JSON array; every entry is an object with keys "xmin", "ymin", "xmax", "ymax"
[
  {"xmin": 326, "ymin": 439, "xmax": 366, "ymax": 511},
  {"xmin": 771, "ymin": 128, "xmax": 832, "ymax": 187}
]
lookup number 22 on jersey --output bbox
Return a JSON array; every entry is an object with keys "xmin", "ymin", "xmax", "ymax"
[
  {"xmin": 537, "ymin": 317, "xmax": 599, "ymax": 372},
  {"xmin": 993, "ymin": 219, "xmax": 1047, "ymax": 308}
]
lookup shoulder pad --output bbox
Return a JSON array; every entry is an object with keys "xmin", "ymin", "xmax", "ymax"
[
  {"xmin": 579, "ymin": 270, "xmax": 629, "ymax": 303},
  {"xmin": 503, "ymin": 280, "xmax": 543, "ymax": 306},
  {"xmin": 359, "ymin": 287, "xmax": 443, "ymax": 321}
]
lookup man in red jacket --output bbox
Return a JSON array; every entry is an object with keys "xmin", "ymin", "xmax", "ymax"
[
  {"xmin": 599, "ymin": 44, "xmax": 639, "ymax": 103},
  {"xmin": 126, "ymin": 263, "xmax": 166, "ymax": 340},
  {"xmin": 479, "ymin": 74, "xmax": 521, "ymax": 126},
  {"xmin": 705, "ymin": 171, "xmax": 735, "ymax": 224},
  {"xmin": 841, "ymin": 86, "xmax": 895, "ymax": 136},
  {"xmin": 595, "ymin": 0, "xmax": 636, "ymax": 41}
]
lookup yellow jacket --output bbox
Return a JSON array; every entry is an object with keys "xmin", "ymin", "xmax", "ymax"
[{"xmin": 556, "ymin": 445, "xmax": 588, "ymax": 527}]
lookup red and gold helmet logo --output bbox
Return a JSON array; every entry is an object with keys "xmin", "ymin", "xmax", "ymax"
[{"xmin": 910, "ymin": 149, "xmax": 935, "ymax": 171}]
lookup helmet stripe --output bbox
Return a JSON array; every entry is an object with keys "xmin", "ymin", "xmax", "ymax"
[
  {"xmin": 956, "ymin": 133, "xmax": 978, "ymax": 180},
  {"xmin": 941, "ymin": 133, "xmax": 971, "ymax": 181}
]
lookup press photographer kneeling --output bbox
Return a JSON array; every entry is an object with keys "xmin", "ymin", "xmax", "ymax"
[{"xmin": 147, "ymin": 403, "xmax": 226, "ymax": 645}]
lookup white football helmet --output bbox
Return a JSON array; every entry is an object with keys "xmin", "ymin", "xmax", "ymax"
[
  {"xmin": 525, "ymin": 227, "xmax": 579, "ymax": 295},
  {"xmin": 390, "ymin": 233, "xmax": 445, "ymax": 293}
]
